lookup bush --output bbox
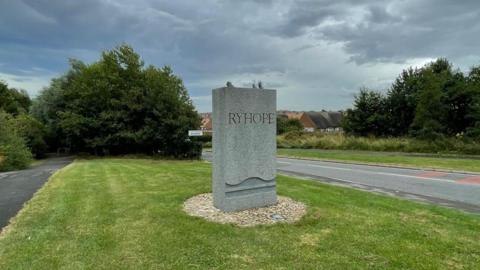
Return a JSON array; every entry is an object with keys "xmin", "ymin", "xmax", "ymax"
[
  {"xmin": 0, "ymin": 111, "xmax": 32, "ymax": 171},
  {"xmin": 0, "ymin": 137, "xmax": 33, "ymax": 171},
  {"xmin": 277, "ymin": 117, "xmax": 303, "ymax": 135},
  {"xmin": 277, "ymin": 131, "xmax": 480, "ymax": 155},
  {"xmin": 185, "ymin": 141, "xmax": 203, "ymax": 159},
  {"xmin": 12, "ymin": 114, "xmax": 48, "ymax": 158},
  {"xmin": 195, "ymin": 134, "xmax": 212, "ymax": 148},
  {"xmin": 196, "ymin": 134, "xmax": 212, "ymax": 143}
]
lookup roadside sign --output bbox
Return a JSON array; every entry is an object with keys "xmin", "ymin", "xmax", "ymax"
[{"xmin": 188, "ymin": 130, "xmax": 203, "ymax": 136}]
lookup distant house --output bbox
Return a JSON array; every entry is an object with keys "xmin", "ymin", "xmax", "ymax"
[
  {"xmin": 200, "ymin": 113, "xmax": 212, "ymax": 132},
  {"xmin": 305, "ymin": 111, "xmax": 343, "ymax": 132},
  {"xmin": 279, "ymin": 110, "xmax": 343, "ymax": 132}
]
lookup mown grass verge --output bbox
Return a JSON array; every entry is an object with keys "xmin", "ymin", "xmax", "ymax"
[
  {"xmin": 0, "ymin": 158, "xmax": 479, "ymax": 269},
  {"xmin": 278, "ymin": 149, "xmax": 480, "ymax": 173}
]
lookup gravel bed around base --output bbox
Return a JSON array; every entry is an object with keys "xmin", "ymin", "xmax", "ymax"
[{"xmin": 183, "ymin": 193, "xmax": 307, "ymax": 227}]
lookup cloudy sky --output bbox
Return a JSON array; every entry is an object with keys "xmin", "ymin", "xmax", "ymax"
[{"xmin": 1, "ymin": 0, "xmax": 479, "ymax": 112}]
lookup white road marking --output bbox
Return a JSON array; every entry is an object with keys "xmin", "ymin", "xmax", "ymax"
[
  {"xmin": 277, "ymin": 160, "xmax": 457, "ymax": 184},
  {"xmin": 277, "ymin": 161, "xmax": 291, "ymax": 165}
]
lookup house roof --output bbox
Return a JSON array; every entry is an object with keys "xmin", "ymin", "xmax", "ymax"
[
  {"xmin": 305, "ymin": 111, "xmax": 343, "ymax": 129},
  {"xmin": 326, "ymin": 111, "xmax": 343, "ymax": 127},
  {"xmin": 284, "ymin": 112, "xmax": 303, "ymax": 120}
]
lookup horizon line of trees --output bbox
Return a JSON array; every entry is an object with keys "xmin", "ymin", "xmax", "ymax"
[
  {"xmin": 343, "ymin": 58, "xmax": 480, "ymax": 140},
  {"xmin": 3, "ymin": 49, "xmax": 480, "ymax": 170}
]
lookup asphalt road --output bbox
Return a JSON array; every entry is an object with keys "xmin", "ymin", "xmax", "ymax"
[
  {"xmin": 202, "ymin": 152, "xmax": 480, "ymax": 213},
  {"xmin": 0, "ymin": 157, "xmax": 73, "ymax": 230}
]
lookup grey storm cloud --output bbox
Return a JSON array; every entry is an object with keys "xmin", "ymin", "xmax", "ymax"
[
  {"xmin": 1, "ymin": 0, "xmax": 480, "ymax": 112},
  {"xmin": 274, "ymin": 0, "xmax": 480, "ymax": 63}
]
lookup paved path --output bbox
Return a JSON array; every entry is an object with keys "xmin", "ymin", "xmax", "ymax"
[
  {"xmin": 0, "ymin": 157, "xmax": 73, "ymax": 230},
  {"xmin": 203, "ymin": 152, "xmax": 480, "ymax": 213}
]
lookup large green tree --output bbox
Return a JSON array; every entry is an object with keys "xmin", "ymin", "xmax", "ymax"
[
  {"xmin": 385, "ymin": 67, "xmax": 421, "ymax": 136},
  {"xmin": 410, "ymin": 59, "xmax": 472, "ymax": 138},
  {"xmin": 342, "ymin": 88, "xmax": 388, "ymax": 136},
  {"xmin": 409, "ymin": 68, "xmax": 447, "ymax": 139},
  {"xmin": 31, "ymin": 76, "xmax": 68, "ymax": 151},
  {"xmin": 466, "ymin": 66, "xmax": 480, "ymax": 139},
  {"xmin": 34, "ymin": 44, "xmax": 201, "ymax": 157}
]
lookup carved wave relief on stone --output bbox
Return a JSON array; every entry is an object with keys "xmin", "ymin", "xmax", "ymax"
[
  {"xmin": 224, "ymin": 170, "xmax": 276, "ymax": 185},
  {"xmin": 226, "ymin": 177, "xmax": 276, "ymax": 190},
  {"xmin": 225, "ymin": 177, "xmax": 276, "ymax": 197}
]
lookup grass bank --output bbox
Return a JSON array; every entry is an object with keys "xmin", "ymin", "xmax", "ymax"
[
  {"xmin": 278, "ymin": 149, "xmax": 480, "ymax": 173},
  {"xmin": 278, "ymin": 132, "xmax": 480, "ymax": 155},
  {"xmin": 1, "ymin": 158, "xmax": 479, "ymax": 269}
]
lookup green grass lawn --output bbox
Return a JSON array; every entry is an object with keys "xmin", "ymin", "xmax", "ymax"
[
  {"xmin": 0, "ymin": 158, "xmax": 479, "ymax": 269},
  {"xmin": 278, "ymin": 148, "xmax": 480, "ymax": 173}
]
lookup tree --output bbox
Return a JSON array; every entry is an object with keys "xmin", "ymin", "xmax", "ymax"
[
  {"xmin": 13, "ymin": 114, "xmax": 48, "ymax": 158},
  {"xmin": 385, "ymin": 67, "xmax": 421, "ymax": 136},
  {"xmin": 139, "ymin": 65, "xmax": 201, "ymax": 156},
  {"xmin": 342, "ymin": 88, "xmax": 388, "ymax": 136},
  {"xmin": 466, "ymin": 65, "xmax": 480, "ymax": 139},
  {"xmin": 409, "ymin": 59, "xmax": 469, "ymax": 138},
  {"xmin": 409, "ymin": 69, "xmax": 446, "ymax": 139},
  {"xmin": 441, "ymin": 71, "xmax": 471, "ymax": 135},
  {"xmin": 34, "ymin": 44, "xmax": 201, "ymax": 157},
  {"xmin": 0, "ymin": 81, "xmax": 31, "ymax": 115},
  {"xmin": 31, "ymin": 76, "xmax": 68, "ymax": 151}
]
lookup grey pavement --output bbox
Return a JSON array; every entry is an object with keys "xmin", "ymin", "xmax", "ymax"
[
  {"xmin": 0, "ymin": 157, "xmax": 73, "ymax": 230},
  {"xmin": 202, "ymin": 152, "xmax": 480, "ymax": 213}
]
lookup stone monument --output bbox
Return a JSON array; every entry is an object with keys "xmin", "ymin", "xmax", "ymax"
[{"xmin": 212, "ymin": 83, "xmax": 277, "ymax": 212}]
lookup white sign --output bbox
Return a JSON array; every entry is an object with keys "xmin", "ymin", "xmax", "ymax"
[{"xmin": 188, "ymin": 130, "xmax": 203, "ymax": 136}]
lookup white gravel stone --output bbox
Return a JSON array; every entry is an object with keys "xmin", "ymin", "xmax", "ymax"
[{"xmin": 183, "ymin": 193, "xmax": 307, "ymax": 227}]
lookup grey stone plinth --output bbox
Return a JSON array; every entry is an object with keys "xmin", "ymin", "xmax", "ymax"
[{"xmin": 212, "ymin": 86, "xmax": 277, "ymax": 212}]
